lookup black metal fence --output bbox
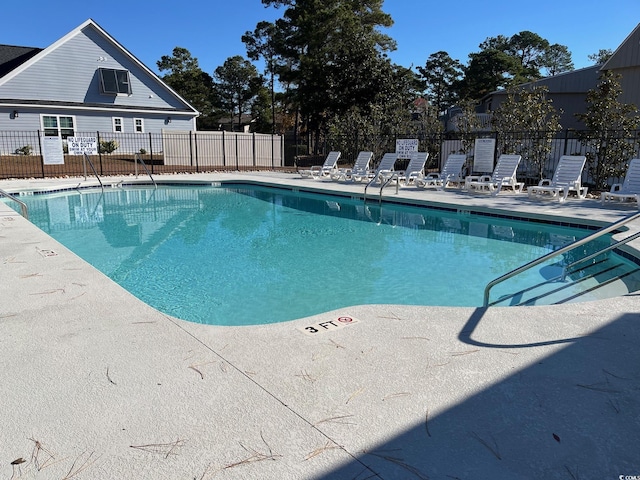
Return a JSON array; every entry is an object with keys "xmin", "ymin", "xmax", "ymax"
[
  {"xmin": 0, "ymin": 130, "xmax": 284, "ymax": 179},
  {"xmin": 2, "ymin": 129, "xmax": 639, "ymax": 187},
  {"xmin": 296, "ymin": 129, "xmax": 640, "ymax": 187}
]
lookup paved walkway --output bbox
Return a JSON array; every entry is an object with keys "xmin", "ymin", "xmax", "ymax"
[{"xmin": 1, "ymin": 173, "xmax": 639, "ymax": 479}]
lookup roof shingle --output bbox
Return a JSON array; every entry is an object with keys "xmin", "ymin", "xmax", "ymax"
[{"xmin": 0, "ymin": 44, "xmax": 42, "ymax": 78}]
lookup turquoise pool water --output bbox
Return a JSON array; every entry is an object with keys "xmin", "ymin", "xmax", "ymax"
[{"xmin": 6, "ymin": 184, "xmax": 639, "ymax": 325}]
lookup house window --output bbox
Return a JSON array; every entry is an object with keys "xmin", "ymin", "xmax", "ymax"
[
  {"xmin": 98, "ymin": 68, "xmax": 132, "ymax": 95},
  {"xmin": 42, "ymin": 115, "xmax": 75, "ymax": 138},
  {"xmin": 134, "ymin": 118, "xmax": 144, "ymax": 133},
  {"xmin": 113, "ymin": 117, "xmax": 124, "ymax": 133}
]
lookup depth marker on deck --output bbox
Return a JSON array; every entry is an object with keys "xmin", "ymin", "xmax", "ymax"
[{"xmin": 298, "ymin": 316, "xmax": 360, "ymax": 335}]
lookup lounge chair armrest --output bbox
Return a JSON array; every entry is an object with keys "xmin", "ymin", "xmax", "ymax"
[
  {"xmin": 538, "ymin": 179, "xmax": 551, "ymax": 186},
  {"xmin": 479, "ymin": 175, "xmax": 492, "ymax": 182},
  {"xmin": 424, "ymin": 173, "xmax": 441, "ymax": 179}
]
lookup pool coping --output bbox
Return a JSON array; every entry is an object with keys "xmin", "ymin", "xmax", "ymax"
[{"xmin": 1, "ymin": 172, "xmax": 639, "ymax": 479}]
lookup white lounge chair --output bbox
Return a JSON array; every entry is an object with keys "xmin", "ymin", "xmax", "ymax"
[
  {"xmin": 416, "ymin": 154, "xmax": 467, "ymax": 190},
  {"xmin": 601, "ymin": 158, "xmax": 640, "ymax": 207},
  {"xmin": 528, "ymin": 155, "xmax": 588, "ymax": 202},
  {"xmin": 385, "ymin": 151, "xmax": 429, "ymax": 187},
  {"xmin": 367, "ymin": 153, "xmax": 399, "ymax": 184},
  {"xmin": 330, "ymin": 151, "xmax": 373, "ymax": 182},
  {"xmin": 465, "ymin": 154, "xmax": 524, "ymax": 195},
  {"xmin": 298, "ymin": 151, "xmax": 341, "ymax": 179}
]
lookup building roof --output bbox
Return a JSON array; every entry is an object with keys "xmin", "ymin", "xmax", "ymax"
[
  {"xmin": 0, "ymin": 19, "xmax": 199, "ymax": 116},
  {"xmin": 485, "ymin": 65, "xmax": 602, "ymax": 99},
  {"xmin": 0, "ymin": 45, "xmax": 42, "ymax": 78},
  {"xmin": 602, "ymin": 22, "xmax": 640, "ymax": 70}
]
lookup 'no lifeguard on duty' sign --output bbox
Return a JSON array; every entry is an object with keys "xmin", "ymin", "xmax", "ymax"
[
  {"xmin": 67, "ymin": 136, "xmax": 98, "ymax": 156},
  {"xmin": 395, "ymin": 139, "xmax": 418, "ymax": 159}
]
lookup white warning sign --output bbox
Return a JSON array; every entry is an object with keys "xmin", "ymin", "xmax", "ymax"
[{"xmin": 67, "ymin": 136, "xmax": 98, "ymax": 155}]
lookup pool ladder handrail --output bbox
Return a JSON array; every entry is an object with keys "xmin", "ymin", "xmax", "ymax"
[
  {"xmin": 82, "ymin": 153, "xmax": 104, "ymax": 192},
  {"xmin": 364, "ymin": 172, "xmax": 398, "ymax": 204},
  {"xmin": 483, "ymin": 210, "xmax": 640, "ymax": 307},
  {"xmin": 378, "ymin": 173, "xmax": 400, "ymax": 203},
  {"xmin": 0, "ymin": 187, "xmax": 29, "ymax": 220},
  {"xmin": 135, "ymin": 153, "xmax": 157, "ymax": 189}
]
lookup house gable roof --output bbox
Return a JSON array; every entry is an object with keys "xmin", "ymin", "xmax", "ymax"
[
  {"xmin": 602, "ymin": 22, "xmax": 640, "ymax": 70},
  {"xmin": 0, "ymin": 19, "xmax": 198, "ymax": 116}
]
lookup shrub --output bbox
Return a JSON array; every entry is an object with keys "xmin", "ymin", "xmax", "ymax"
[
  {"xmin": 575, "ymin": 71, "xmax": 639, "ymax": 190},
  {"xmin": 98, "ymin": 139, "xmax": 119, "ymax": 154},
  {"xmin": 139, "ymin": 148, "xmax": 147, "ymax": 155},
  {"xmin": 15, "ymin": 145, "xmax": 33, "ymax": 156}
]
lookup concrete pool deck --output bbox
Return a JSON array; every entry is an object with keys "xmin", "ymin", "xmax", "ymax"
[{"xmin": 1, "ymin": 172, "xmax": 639, "ymax": 479}]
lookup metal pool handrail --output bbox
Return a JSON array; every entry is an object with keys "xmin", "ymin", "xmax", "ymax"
[
  {"xmin": 82, "ymin": 153, "xmax": 104, "ymax": 192},
  {"xmin": 135, "ymin": 153, "xmax": 157, "ymax": 189},
  {"xmin": 483, "ymin": 210, "xmax": 640, "ymax": 307},
  {"xmin": 0, "ymin": 187, "xmax": 29, "ymax": 220}
]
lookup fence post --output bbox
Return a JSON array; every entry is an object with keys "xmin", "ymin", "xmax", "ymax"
[
  {"xmin": 253, "ymin": 132, "xmax": 256, "ymax": 168},
  {"xmin": 188, "ymin": 131, "xmax": 194, "ymax": 167},
  {"xmin": 148, "ymin": 132, "xmax": 154, "ymax": 174},
  {"xmin": 563, "ymin": 129, "xmax": 569, "ymax": 155},
  {"xmin": 194, "ymin": 132, "xmax": 199, "ymax": 172},
  {"xmin": 37, "ymin": 131, "xmax": 45, "ymax": 178},
  {"xmin": 220, "ymin": 131, "xmax": 225, "ymax": 168},
  {"xmin": 96, "ymin": 131, "xmax": 104, "ymax": 175},
  {"xmin": 235, "ymin": 133, "xmax": 239, "ymax": 170}
]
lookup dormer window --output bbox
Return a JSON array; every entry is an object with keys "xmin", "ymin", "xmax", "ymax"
[{"xmin": 99, "ymin": 68, "xmax": 131, "ymax": 95}]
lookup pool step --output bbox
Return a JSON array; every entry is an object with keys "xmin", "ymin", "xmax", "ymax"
[{"xmin": 493, "ymin": 257, "xmax": 640, "ymax": 306}]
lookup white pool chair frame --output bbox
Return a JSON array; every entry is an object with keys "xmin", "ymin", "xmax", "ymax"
[
  {"xmin": 601, "ymin": 158, "xmax": 640, "ymax": 208},
  {"xmin": 528, "ymin": 155, "xmax": 588, "ymax": 202},
  {"xmin": 366, "ymin": 153, "xmax": 399, "ymax": 184},
  {"xmin": 299, "ymin": 151, "xmax": 341, "ymax": 179},
  {"xmin": 330, "ymin": 151, "xmax": 373, "ymax": 182},
  {"xmin": 416, "ymin": 154, "xmax": 467, "ymax": 190},
  {"xmin": 386, "ymin": 151, "xmax": 429, "ymax": 186},
  {"xmin": 465, "ymin": 154, "xmax": 524, "ymax": 195}
]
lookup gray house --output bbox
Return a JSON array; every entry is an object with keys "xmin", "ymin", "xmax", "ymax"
[
  {"xmin": 0, "ymin": 19, "xmax": 198, "ymax": 137},
  {"xmin": 478, "ymin": 22, "xmax": 640, "ymax": 130}
]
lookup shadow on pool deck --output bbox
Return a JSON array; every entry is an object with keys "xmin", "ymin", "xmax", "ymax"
[{"xmin": 319, "ymin": 309, "xmax": 640, "ymax": 479}]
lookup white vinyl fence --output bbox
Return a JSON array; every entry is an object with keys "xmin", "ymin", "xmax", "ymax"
[{"xmin": 161, "ymin": 130, "xmax": 283, "ymax": 168}]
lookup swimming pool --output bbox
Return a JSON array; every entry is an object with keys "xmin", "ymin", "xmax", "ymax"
[{"xmin": 6, "ymin": 183, "xmax": 640, "ymax": 325}]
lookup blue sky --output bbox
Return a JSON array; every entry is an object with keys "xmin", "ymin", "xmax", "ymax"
[{"xmin": 2, "ymin": 0, "xmax": 638, "ymax": 77}]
